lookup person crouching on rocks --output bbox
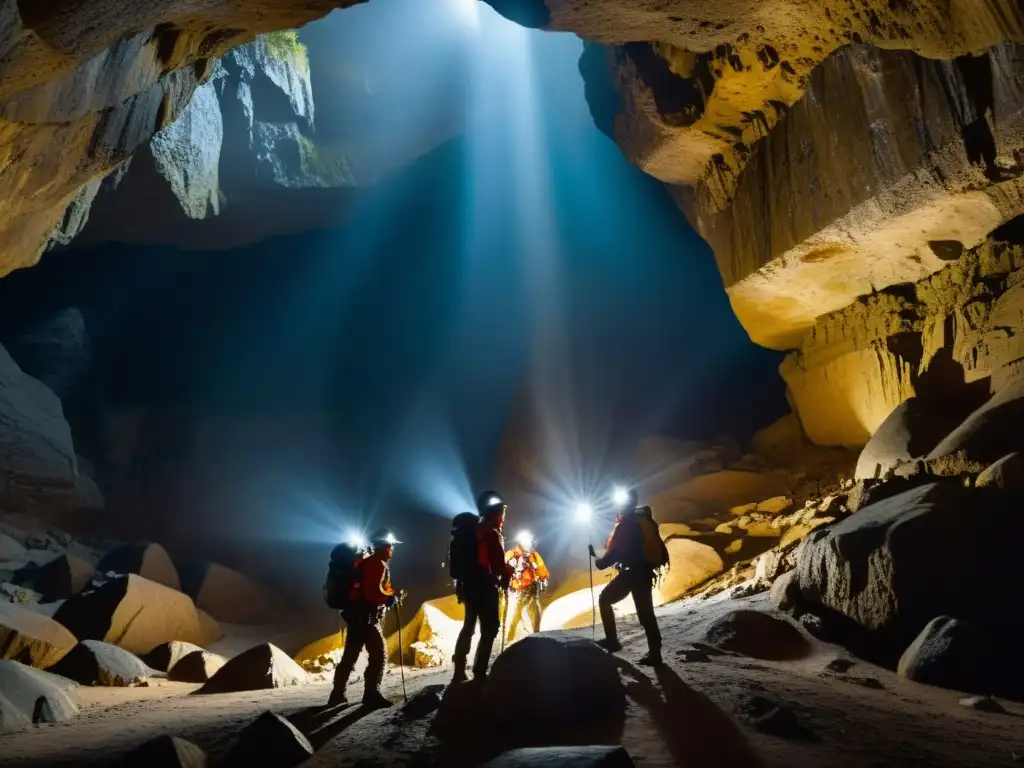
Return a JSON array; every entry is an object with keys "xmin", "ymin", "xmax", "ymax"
[
  {"xmin": 589, "ymin": 488, "xmax": 668, "ymax": 667},
  {"xmin": 329, "ymin": 529, "xmax": 404, "ymax": 708}
]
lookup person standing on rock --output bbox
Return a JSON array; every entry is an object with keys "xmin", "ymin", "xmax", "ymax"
[
  {"xmin": 328, "ymin": 529, "xmax": 404, "ymax": 708},
  {"xmin": 505, "ymin": 530, "xmax": 550, "ymax": 642},
  {"xmin": 590, "ymin": 488, "xmax": 666, "ymax": 667},
  {"xmin": 451, "ymin": 491, "xmax": 514, "ymax": 683}
]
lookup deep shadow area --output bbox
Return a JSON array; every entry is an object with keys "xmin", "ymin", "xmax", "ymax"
[{"xmin": 623, "ymin": 661, "xmax": 764, "ymax": 767}]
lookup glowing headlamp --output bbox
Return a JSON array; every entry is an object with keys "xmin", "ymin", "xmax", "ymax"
[
  {"xmin": 347, "ymin": 530, "xmax": 368, "ymax": 549},
  {"xmin": 517, "ymin": 529, "xmax": 534, "ymax": 549},
  {"xmin": 574, "ymin": 502, "xmax": 593, "ymax": 523},
  {"xmin": 611, "ymin": 486, "xmax": 630, "ymax": 506}
]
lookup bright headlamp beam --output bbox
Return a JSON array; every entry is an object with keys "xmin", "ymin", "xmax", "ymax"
[
  {"xmin": 488, "ymin": 496, "xmax": 502, "ymax": 506},
  {"xmin": 574, "ymin": 503, "xmax": 593, "ymax": 523},
  {"xmin": 347, "ymin": 530, "xmax": 368, "ymax": 549},
  {"xmin": 517, "ymin": 529, "xmax": 533, "ymax": 548},
  {"xmin": 385, "ymin": 532, "xmax": 398, "ymax": 545},
  {"xmin": 612, "ymin": 486, "xmax": 629, "ymax": 506}
]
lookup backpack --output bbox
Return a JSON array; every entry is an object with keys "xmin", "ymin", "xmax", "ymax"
[
  {"xmin": 636, "ymin": 506, "xmax": 670, "ymax": 571},
  {"xmin": 323, "ymin": 542, "xmax": 366, "ymax": 610},
  {"xmin": 448, "ymin": 512, "xmax": 483, "ymax": 583}
]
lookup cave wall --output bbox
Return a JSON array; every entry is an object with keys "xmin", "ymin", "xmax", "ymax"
[
  {"xmin": 4, "ymin": 0, "xmax": 1024, "ymax": 453},
  {"xmin": 542, "ymin": 0, "xmax": 1024, "ymax": 446},
  {"xmin": 0, "ymin": 0, "xmax": 361, "ymax": 275}
]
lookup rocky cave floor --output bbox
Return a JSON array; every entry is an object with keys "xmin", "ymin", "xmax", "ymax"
[{"xmin": 4, "ymin": 593, "xmax": 1023, "ymax": 768}]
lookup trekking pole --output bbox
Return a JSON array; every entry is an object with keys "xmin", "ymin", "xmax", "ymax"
[
  {"xmin": 395, "ymin": 596, "xmax": 408, "ymax": 703},
  {"xmin": 588, "ymin": 528, "xmax": 596, "ymax": 640},
  {"xmin": 500, "ymin": 587, "xmax": 509, "ymax": 654}
]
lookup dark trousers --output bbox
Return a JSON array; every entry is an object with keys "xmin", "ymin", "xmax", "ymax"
[
  {"xmin": 332, "ymin": 605, "xmax": 386, "ymax": 696},
  {"xmin": 453, "ymin": 580, "xmax": 500, "ymax": 676},
  {"xmin": 599, "ymin": 567, "xmax": 661, "ymax": 653}
]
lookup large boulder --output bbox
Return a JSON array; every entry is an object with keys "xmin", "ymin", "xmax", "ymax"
[
  {"xmin": 651, "ymin": 470, "xmax": 791, "ymax": 515},
  {"xmin": 0, "ymin": 659, "xmax": 79, "ymax": 734},
  {"xmin": 897, "ymin": 617, "xmax": 997, "ymax": 695},
  {"xmin": 198, "ymin": 643, "xmax": 307, "ymax": 694},
  {"xmin": 197, "ymin": 609, "xmax": 223, "ymax": 643},
  {"xmin": 15, "ymin": 552, "xmax": 94, "ymax": 600},
  {"xmin": 98, "ymin": 542, "xmax": 181, "ymax": 591},
  {"xmin": 386, "ymin": 594, "xmax": 467, "ymax": 667},
  {"xmin": 794, "ymin": 482, "xmax": 1021, "ymax": 653},
  {"xmin": 114, "ymin": 735, "xmax": 208, "ymax": 768},
  {"xmin": 223, "ymin": 711, "xmax": 313, "ymax": 768},
  {"xmin": 53, "ymin": 574, "xmax": 218, "ymax": 655},
  {"xmin": 483, "ymin": 746, "xmax": 635, "ymax": 768},
  {"xmin": 975, "ymin": 452, "xmax": 1024, "ymax": 491},
  {"xmin": 702, "ymin": 610, "xmax": 811, "ymax": 661},
  {"xmin": 293, "ymin": 631, "xmax": 345, "ymax": 673},
  {"xmin": 0, "ymin": 343, "xmax": 87, "ymax": 511},
  {"xmin": 0, "ymin": 601, "xmax": 77, "ymax": 668},
  {"xmin": 484, "ymin": 633, "xmax": 625, "ymax": 738},
  {"xmin": 855, "ymin": 398, "xmax": 955, "ymax": 480},
  {"xmin": 177, "ymin": 560, "xmax": 279, "ymax": 625},
  {"xmin": 928, "ymin": 376, "xmax": 1024, "ymax": 467},
  {"xmin": 655, "ymin": 538, "xmax": 723, "ymax": 603},
  {"xmin": 144, "ymin": 640, "xmax": 206, "ymax": 673},
  {"xmin": 49, "ymin": 639, "xmax": 152, "ymax": 686},
  {"xmin": 169, "ymin": 650, "xmax": 226, "ymax": 683}
]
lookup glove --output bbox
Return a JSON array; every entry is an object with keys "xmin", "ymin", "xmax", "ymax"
[{"xmin": 588, "ymin": 544, "xmax": 597, "ymax": 558}]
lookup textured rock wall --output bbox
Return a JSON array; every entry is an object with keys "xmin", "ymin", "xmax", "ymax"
[
  {"xmin": 5, "ymin": 0, "xmax": 1024, "ymax": 454},
  {"xmin": 0, "ymin": 341, "xmax": 99, "ymax": 512},
  {"xmin": 783, "ymin": 226, "xmax": 1024, "ymax": 445},
  {"xmin": 72, "ymin": 32, "xmax": 343, "ymax": 249},
  {"xmin": 528, "ymin": 0, "xmax": 1024, "ymax": 446},
  {"xmin": 0, "ymin": 0, "xmax": 359, "ymax": 275}
]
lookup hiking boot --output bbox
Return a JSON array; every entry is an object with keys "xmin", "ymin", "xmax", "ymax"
[
  {"xmin": 638, "ymin": 651, "xmax": 663, "ymax": 667},
  {"xmin": 327, "ymin": 688, "xmax": 348, "ymax": 707},
  {"xmin": 362, "ymin": 690, "xmax": 393, "ymax": 709},
  {"xmin": 596, "ymin": 637, "xmax": 623, "ymax": 653}
]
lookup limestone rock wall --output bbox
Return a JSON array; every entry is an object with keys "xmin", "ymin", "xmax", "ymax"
[
  {"xmin": 0, "ymin": 0, "xmax": 358, "ymax": 276},
  {"xmin": 783, "ymin": 229, "xmax": 1024, "ymax": 446},
  {"xmin": 71, "ymin": 32, "xmax": 341, "ymax": 249},
  {"xmin": 0, "ymin": 341, "xmax": 98, "ymax": 512},
  {"xmin": 534, "ymin": 0, "xmax": 1024, "ymax": 446}
]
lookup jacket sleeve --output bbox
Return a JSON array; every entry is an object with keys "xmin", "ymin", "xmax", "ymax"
[
  {"xmin": 534, "ymin": 552, "xmax": 550, "ymax": 581},
  {"xmin": 360, "ymin": 558, "xmax": 394, "ymax": 605},
  {"xmin": 596, "ymin": 521, "xmax": 631, "ymax": 570}
]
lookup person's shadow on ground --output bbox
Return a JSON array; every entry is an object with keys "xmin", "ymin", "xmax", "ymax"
[
  {"xmin": 290, "ymin": 701, "xmax": 383, "ymax": 749},
  {"xmin": 618, "ymin": 659, "xmax": 764, "ymax": 768}
]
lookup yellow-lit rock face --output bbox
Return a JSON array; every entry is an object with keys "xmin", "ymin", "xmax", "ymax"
[
  {"xmin": 784, "ymin": 237, "xmax": 1024, "ymax": 446},
  {"xmin": 781, "ymin": 342, "xmax": 917, "ymax": 447}
]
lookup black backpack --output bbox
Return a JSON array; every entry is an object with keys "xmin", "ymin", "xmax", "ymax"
[
  {"xmin": 448, "ymin": 512, "xmax": 483, "ymax": 583},
  {"xmin": 323, "ymin": 542, "xmax": 366, "ymax": 610}
]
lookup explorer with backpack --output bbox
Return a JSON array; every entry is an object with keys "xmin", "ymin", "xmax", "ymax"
[
  {"xmin": 448, "ymin": 490, "xmax": 515, "ymax": 683},
  {"xmin": 589, "ymin": 488, "xmax": 670, "ymax": 667},
  {"xmin": 325, "ymin": 528, "xmax": 404, "ymax": 708}
]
